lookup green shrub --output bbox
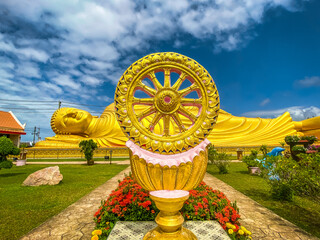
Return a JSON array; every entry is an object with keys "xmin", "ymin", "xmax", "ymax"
[
  {"xmin": 309, "ymin": 145, "xmax": 320, "ymax": 152},
  {"xmin": 284, "ymin": 135, "xmax": 300, "ymax": 144},
  {"xmin": 270, "ymin": 182, "xmax": 294, "ymax": 201},
  {"xmin": 79, "ymin": 139, "xmax": 98, "ymax": 165},
  {"xmin": 242, "ymin": 150, "xmax": 259, "ymax": 168},
  {"xmin": 291, "ymin": 145, "xmax": 306, "ymax": 153},
  {"xmin": 207, "ymin": 144, "xmax": 218, "ymax": 165},
  {"xmin": 300, "ymin": 135, "xmax": 318, "ymax": 143},
  {"xmin": 259, "ymin": 145, "xmax": 268, "ymax": 157},
  {"xmin": 0, "ymin": 136, "xmax": 20, "ymax": 170},
  {"xmin": 208, "ymin": 145, "xmax": 230, "ymax": 174},
  {"xmin": 262, "ymin": 153, "xmax": 320, "ymax": 200}
]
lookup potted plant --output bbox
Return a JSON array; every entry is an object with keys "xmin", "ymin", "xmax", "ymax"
[{"xmin": 242, "ymin": 150, "xmax": 261, "ymax": 175}]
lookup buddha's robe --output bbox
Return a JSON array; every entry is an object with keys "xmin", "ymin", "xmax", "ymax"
[{"xmin": 35, "ymin": 103, "xmax": 320, "ymax": 148}]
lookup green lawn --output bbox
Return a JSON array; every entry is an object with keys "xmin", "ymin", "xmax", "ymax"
[
  {"xmin": 0, "ymin": 164, "xmax": 129, "ymax": 240},
  {"xmin": 207, "ymin": 163, "xmax": 320, "ymax": 238},
  {"xmin": 27, "ymin": 157, "xmax": 129, "ymax": 162}
]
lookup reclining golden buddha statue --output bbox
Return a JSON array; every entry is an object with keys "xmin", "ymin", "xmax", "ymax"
[{"xmin": 35, "ymin": 103, "xmax": 320, "ymax": 148}]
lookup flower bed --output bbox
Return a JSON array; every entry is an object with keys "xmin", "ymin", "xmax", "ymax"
[{"xmin": 93, "ymin": 174, "xmax": 251, "ymax": 240}]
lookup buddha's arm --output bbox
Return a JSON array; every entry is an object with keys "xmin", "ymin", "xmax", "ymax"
[
  {"xmin": 293, "ymin": 116, "xmax": 320, "ymax": 139},
  {"xmin": 35, "ymin": 135, "xmax": 85, "ymax": 148}
]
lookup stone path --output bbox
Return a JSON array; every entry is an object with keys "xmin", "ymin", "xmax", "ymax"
[
  {"xmin": 203, "ymin": 173, "xmax": 318, "ymax": 240},
  {"xmin": 20, "ymin": 167, "xmax": 131, "ymax": 240},
  {"xmin": 20, "ymin": 167, "xmax": 318, "ymax": 240}
]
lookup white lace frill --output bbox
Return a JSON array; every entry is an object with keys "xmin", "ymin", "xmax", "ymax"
[{"xmin": 126, "ymin": 139, "xmax": 210, "ymax": 167}]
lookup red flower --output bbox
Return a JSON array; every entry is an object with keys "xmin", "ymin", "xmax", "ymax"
[{"xmin": 141, "ymin": 200, "xmax": 152, "ymax": 208}]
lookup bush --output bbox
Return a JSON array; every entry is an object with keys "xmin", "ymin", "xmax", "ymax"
[
  {"xmin": 242, "ymin": 150, "xmax": 259, "ymax": 168},
  {"xmin": 301, "ymin": 135, "xmax": 318, "ymax": 143},
  {"xmin": 291, "ymin": 145, "xmax": 306, "ymax": 153},
  {"xmin": 208, "ymin": 145, "xmax": 230, "ymax": 174},
  {"xmin": 0, "ymin": 136, "xmax": 20, "ymax": 170},
  {"xmin": 285, "ymin": 135, "xmax": 300, "ymax": 144},
  {"xmin": 259, "ymin": 145, "xmax": 268, "ymax": 157},
  {"xmin": 262, "ymin": 153, "xmax": 320, "ymax": 200},
  {"xmin": 308, "ymin": 145, "xmax": 320, "ymax": 152},
  {"xmin": 93, "ymin": 174, "xmax": 252, "ymax": 240},
  {"xmin": 79, "ymin": 139, "xmax": 98, "ymax": 165},
  {"xmin": 270, "ymin": 182, "xmax": 294, "ymax": 201}
]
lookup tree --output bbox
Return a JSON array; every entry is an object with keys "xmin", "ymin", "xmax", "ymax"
[
  {"xmin": 0, "ymin": 136, "xmax": 20, "ymax": 170},
  {"xmin": 79, "ymin": 139, "xmax": 98, "ymax": 165}
]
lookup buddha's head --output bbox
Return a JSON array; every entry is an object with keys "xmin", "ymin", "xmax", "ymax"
[{"xmin": 51, "ymin": 108, "xmax": 93, "ymax": 135}]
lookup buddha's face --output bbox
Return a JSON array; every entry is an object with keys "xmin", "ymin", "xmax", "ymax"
[{"xmin": 53, "ymin": 108, "xmax": 93, "ymax": 134}]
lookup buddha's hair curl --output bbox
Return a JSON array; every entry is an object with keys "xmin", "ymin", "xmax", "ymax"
[{"xmin": 51, "ymin": 108, "xmax": 71, "ymax": 135}]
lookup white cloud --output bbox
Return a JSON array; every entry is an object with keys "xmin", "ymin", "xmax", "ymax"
[
  {"xmin": 0, "ymin": 68, "xmax": 14, "ymax": 79},
  {"xmin": 242, "ymin": 106, "xmax": 320, "ymax": 121},
  {"xmin": 260, "ymin": 98, "xmax": 270, "ymax": 106},
  {"xmin": 51, "ymin": 74, "xmax": 81, "ymax": 90},
  {"xmin": 0, "ymin": 56, "xmax": 15, "ymax": 69},
  {"xmin": 0, "ymin": 38, "xmax": 49, "ymax": 62},
  {"xmin": 295, "ymin": 76, "xmax": 320, "ymax": 88},
  {"xmin": 80, "ymin": 76, "xmax": 103, "ymax": 86},
  {"xmin": 39, "ymin": 82, "xmax": 63, "ymax": 94},
  {"xmin": 16, "ymin": 62, "xmax": 41, "ymax": 78}
]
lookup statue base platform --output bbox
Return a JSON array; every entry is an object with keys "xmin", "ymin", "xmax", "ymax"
[{"xmin": 108, "ymin": 221, "xmax": 229, "ymax": 240}]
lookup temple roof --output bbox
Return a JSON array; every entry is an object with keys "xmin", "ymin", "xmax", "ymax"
[{"xmin": 0, "ymin": 111, "xmax": 26, "ymax": 135}]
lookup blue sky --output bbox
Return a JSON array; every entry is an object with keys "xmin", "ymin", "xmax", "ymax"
[{"xmin": 0, "ymin": 0, "xmax": 319, "ymax": 142}]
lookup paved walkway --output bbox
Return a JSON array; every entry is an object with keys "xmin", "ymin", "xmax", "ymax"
[
  {"xmin": 203, "ymin": 173, "xmax": 318, "ymax": 240},
  {"xmin": 20, "ymin": 167, "xmax": 318, "ymax": 240}
]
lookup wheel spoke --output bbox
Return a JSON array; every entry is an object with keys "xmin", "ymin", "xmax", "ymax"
[
  {"xmin": 178, "ymin": 106, "xmax": 197, "ymax": 123},
  {"xmin": 172, "ymin": 113, "xmax": 186, "ymax": 132},
  {"xmin": 136, "ymin": 82, "xmax": 157, "ymax": 97},
  {"xmin": 172, "ymin": 72, "xmax": 187, "ymax": 90},
  {"xmin": 163, "ymin": 115, "xmax": 170, "ymax": 136},
  {"xmin": 137, "ymin": 106, "xmax": 156, "ymax": 121},
  {"xmin": 164, "ymin": 68, "xmax": 171, "ymax": 88},
  {"xmin": 147, "ymin": 71, "xmax": 163, "ymax": 90},
  {"xmin": 148, "ymin": 112, "xmax": 162, "ymax": 132},
  {"xmin": 181, "ymin": 97, "xmax": 202, "ymax": 105},
  {"xmin": 132, "ymin": 97, "xmax": 154, "ymax": 105},
  {"xmin": 178, "ymin": 84, "xmax": 199, "ymax": 97}
]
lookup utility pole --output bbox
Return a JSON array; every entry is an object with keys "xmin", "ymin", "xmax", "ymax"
[
  {"xmin": 32, "ymin": 126, "xmax": 36, "ymax": 145},
  {"xmin": 37, "ymin": 127, "xmax": 40, "ymax": 141},
  {"xmin": 32, "ymin": 127, "xmax": 40, "ymax": 145},
  {"xmin": 58, "ymin": 101, "xmax": 61, "ymax": 109}
]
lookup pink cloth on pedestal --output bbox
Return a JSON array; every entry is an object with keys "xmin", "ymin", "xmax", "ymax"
[
  {"xmin": 150, "ymin": 190, "xmax": 189, "ymax": 199},
  {"xmin": 126, "ymin": 139, "xmax": 210, "ymax": 167}
]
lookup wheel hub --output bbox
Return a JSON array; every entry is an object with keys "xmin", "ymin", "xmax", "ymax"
[{"xmin": 155, "ymin": 88, "xmax": 180, "ymax": 114}]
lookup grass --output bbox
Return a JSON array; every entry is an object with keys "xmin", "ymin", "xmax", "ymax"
[
  {"xmin": 0, "ymin": 164, "xmax": 129, "ymax": 240},
  {"xmin": 207, "ymin": 163, "xmax": 320, "ymax": 238},
  {"xmin": 27, "ymin": 157, "xmax": 129, "ymax": 162}
]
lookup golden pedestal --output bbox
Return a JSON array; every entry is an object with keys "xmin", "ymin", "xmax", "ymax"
[
  {"xmin": 115, "ymin": 52, "xmax": 220, "ymax": 240},
  {"xmin": 143, "ymin": 190, "xmax": 197, "ymax": 240}
]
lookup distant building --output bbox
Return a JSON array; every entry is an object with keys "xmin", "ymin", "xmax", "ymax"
[{"xmin": 0, "ymin": 111, "xmax": 26, "ymax": 147}]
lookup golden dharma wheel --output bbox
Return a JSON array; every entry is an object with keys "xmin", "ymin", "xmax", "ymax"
[{"xmin": 115, "ymin": 52, "xmax": 220, "ymax": 154}]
